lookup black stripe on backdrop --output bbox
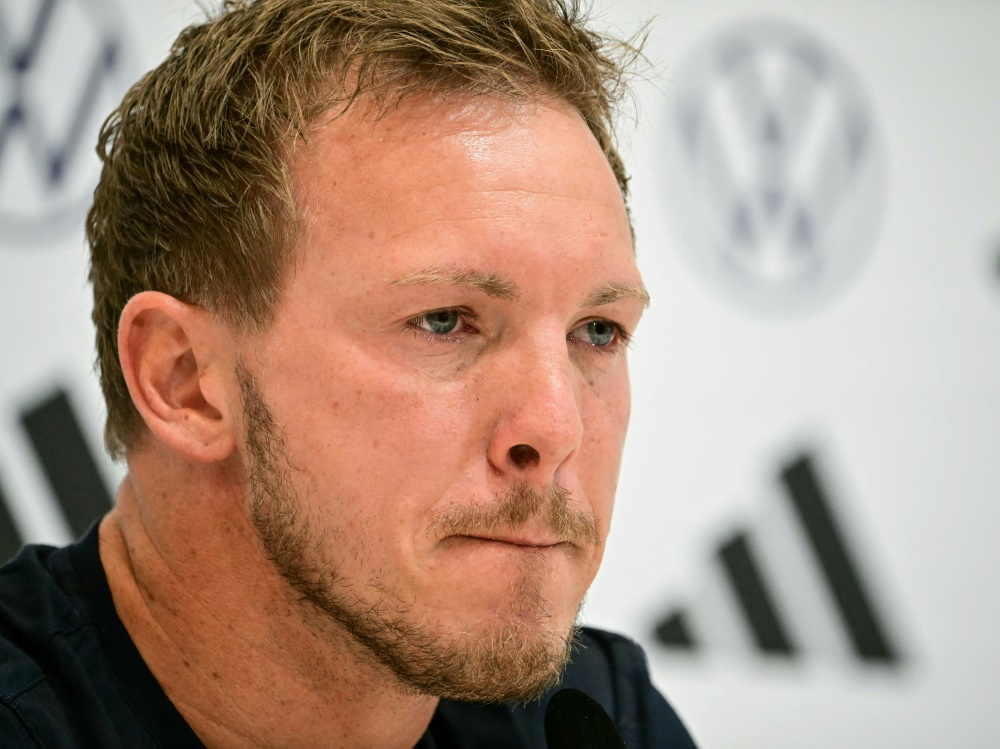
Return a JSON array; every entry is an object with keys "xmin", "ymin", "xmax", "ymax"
[
  {"xmin": 653, "ymin": 611, "xmax": 697, "ymax": 650},
  {"xmin": 718, "ymin": 531, "xmax": 797, "ymax": 655},
  {"xmin": 20, "ymin": 390, "xmax": 112, "ymax": 538},
  {"xmin": 782, "ymin": 455, "xmax": 899, "ymax": 663}
]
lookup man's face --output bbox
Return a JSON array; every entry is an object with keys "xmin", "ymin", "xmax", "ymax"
[{"xmin": 235, "ymin": 96, "xmax": 645, "ymax": 701}]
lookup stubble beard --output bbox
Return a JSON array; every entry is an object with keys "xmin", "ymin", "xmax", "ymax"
[{"xmin": 236, "ymin": 362, "xmax": 598, "ymax": 703}]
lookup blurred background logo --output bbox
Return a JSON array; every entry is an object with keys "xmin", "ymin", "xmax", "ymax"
[
  {"xmin": 0, "ymin": 0, "xmax": 136, "ymax": 247},
  {"xmin": 662, "ymin": 17, "xmax": 887, "ymax": 316},
  {"xmin": 652, "ymin": 450, "xmax": 905, "ymax": 668}
]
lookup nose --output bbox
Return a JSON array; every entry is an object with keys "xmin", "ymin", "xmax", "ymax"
[{"xmin": 486, "ymin": 337, "xmax": 584, "ymax": 483}]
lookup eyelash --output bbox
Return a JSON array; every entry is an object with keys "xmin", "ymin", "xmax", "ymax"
[
  {"xmin": 406, "ymin": 309, "xmax": 631, "ymax": 354},
  {"xmin": 406, "ymin": 308, "xmax": 479, "ymax": 342},
  {"xmin": 579, "ymin": 319, "xmax": 632, "ymax": 353}
]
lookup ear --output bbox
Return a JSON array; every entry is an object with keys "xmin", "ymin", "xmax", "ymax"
[{"xmin": 118, "ymin": 291, "xmax": 238, "ymax": 463}]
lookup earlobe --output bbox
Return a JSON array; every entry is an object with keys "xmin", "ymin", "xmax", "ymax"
[{"xmin": 118, "ymin": 292, "xmax": 237, "ymax": 463}]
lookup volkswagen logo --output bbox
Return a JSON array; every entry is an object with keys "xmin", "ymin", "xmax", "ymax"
[
  {"xmin": 0, "ymin": 0, "xmax": 139, "ymax": 247},
  {"xmin": 661, "ymin": 17, "xmax": 887, "ymax": 316}
]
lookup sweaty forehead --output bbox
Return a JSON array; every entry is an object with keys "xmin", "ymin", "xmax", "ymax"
[
  {"xmin": 288, "ymin": 93, "xmax": 623, "ymax": 216},
  {"xmin": 278, "ymin": 91, "xmax": 636, "ymax": 307},
  {"xmin": 266, "ymin": 92, "xmax": 641, "ymax": 336}
]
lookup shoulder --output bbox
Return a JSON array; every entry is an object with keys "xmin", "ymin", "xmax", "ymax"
[
  {"xmin": 0, "ymin": 543, "xmax": 84, "ymax": 691},
  {"xmin": 570, "ymin": 626, "xmax": 658, "ymax": 682},
  {"xmin": 0, "ymin": 527, "xmax": 203, "ymax": 749},
  {"xmin": 564, "ymin": 627, "xmax": 699, "ymax": 749},
  {"xmin": 0, "ymin": 700, "xmax": 42, "ymax": 748},
  {"xmin": 0, "ymin": 543, "xmax": 85, "ymax": 748},
  {"xmin": 427, "ymin": 627, "xmax": 698, "ymax": 749}
]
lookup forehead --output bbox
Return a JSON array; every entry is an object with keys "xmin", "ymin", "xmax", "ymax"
[{"xmin": 283, "ymin": 93, "xmax": 635, "ymax": 297}]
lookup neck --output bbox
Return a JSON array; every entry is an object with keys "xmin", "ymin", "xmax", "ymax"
[{"xmin": 99, "ymin": 454, "xmax": 437, "ymax": 749}]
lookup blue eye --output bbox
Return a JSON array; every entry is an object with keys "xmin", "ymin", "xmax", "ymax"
[
  {"xmin": 583, "ymin": 320, "xmax": 616, "ymax": 346},
  {"xmin": 419, "ymin": 310, "xmax": 461, "ymax": 335}
]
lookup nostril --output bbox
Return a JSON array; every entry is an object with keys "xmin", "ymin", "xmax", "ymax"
[{"xmin": 508, "ymin": 444, "xmax": 540, "ymax": 469}]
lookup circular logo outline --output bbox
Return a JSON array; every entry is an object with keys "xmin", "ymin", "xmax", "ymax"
[
  {"xmin": 661, "ymin": 16, "xmax": 888, "ymax": 317},
  {"xmin": 0, "ymin": 0, "xmax": 141, "ymax": 248}
]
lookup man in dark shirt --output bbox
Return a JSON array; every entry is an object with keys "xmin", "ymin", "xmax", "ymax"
[{"xmin": 0, "ymin": 0, "xmax": 697, "ymax": 746}]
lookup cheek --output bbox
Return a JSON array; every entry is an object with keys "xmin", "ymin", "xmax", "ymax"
[
  {"xmin": 578, "ymin": 373, "xmax": 631, "ymax": 508},
  {"xmin": 268, "ymin": 345, "xmax": 482, "ymax": 508},
  {"xmin": 582, "ymin": 365, "xmax": 630, "ymax": 449}
]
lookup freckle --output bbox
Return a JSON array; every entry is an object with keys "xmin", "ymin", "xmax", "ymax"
[
  {"xmin": 368, "ymin": 231, "xmax": 375, "ymax": 240},
  {"xmin": 372, "ymin": 440, "xmax": 380, "ymax": 449},
  {"xmin": 183, "ymin": 659, "xmax": 191, "ymax": 668},
  {"xmin": 212, "ymin": 671, "xmax": 221, "ymax": 680}
]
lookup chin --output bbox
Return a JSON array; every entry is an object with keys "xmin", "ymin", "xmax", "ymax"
[
  {"xmin": 410, "ymin": 588, "xmax": 586, "ymax": 703},
  {"xmin": 421, "ymin": 617, "xmax": 581, "ymax": 703}
]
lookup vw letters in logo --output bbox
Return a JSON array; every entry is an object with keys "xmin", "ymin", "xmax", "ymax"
[
  {"xmin": 663, "ymin": 17, "xmax": 886, "ymax": 316},
  {"xmin": 0, "ymin": 0, "xmax": 138, "ymax": 246}
]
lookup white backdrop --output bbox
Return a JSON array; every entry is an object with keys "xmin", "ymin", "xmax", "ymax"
[{"xmin": 1, "ymin": 1, "xmax": 998, "ymax": 747}]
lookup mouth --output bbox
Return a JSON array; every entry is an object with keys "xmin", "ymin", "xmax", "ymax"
[{"xmin": 454, "ymin": 534, "xmax": 566, "ymax": 550}]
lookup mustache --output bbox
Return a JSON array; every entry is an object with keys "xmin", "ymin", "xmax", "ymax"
[{"xmin": 430, "ymin": 482, "xmax": 599, "ymax": 549}]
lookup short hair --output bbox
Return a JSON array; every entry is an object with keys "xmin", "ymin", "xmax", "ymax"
[{"xmin": 88, "ymin": 0, "xmax": 642, "ymax": 459}]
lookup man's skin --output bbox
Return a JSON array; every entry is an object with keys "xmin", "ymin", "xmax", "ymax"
[{"xmin": 97, "ymin": 94, "xmax": 648, "ymax": 749}]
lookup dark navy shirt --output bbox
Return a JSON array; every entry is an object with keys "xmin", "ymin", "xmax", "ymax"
[{"xmin": 0, "ymin": 523, "xmax": 696, "ymax": 747}]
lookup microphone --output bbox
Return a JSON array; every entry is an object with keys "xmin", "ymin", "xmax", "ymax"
[{"xmin": 544, "ymin": 688, "xmax": 628, "ymax": 749}]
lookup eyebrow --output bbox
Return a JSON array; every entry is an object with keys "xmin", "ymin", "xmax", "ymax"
[
  {"xmin": 389, "ymin": 266, "xmax": 650, "ymax": 308},
  {"xmin": 389, "ymin": 267, "xmax": 519, "ymax": 300},
  {"xmin": 583, "ymin": 281, "xmax": 651, "ymax": 309}
]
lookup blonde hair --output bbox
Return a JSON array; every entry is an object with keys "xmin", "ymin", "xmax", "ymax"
[{"xmin": 88, "ymin": 0, "xmax": 642, "ymax": 458}]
